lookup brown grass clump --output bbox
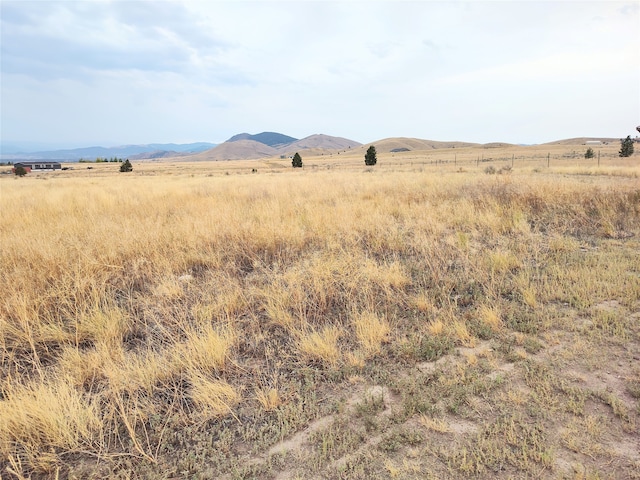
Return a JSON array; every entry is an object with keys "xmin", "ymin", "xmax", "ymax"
[
  {"xmin": 174, "ymin": 324, "xmax": 235, "ymax": 373},
  {"xmin": 297, "ymin": 325, "xmax": 342, "ymax": 367},
  {"xmin": 411, "ymin": 292, "xmax": 435, "ymax": 313},
  {"xmin": 478, "ymin": 305, "xmax": 502, "ymax": 332},
  {"xmin": 75, "ymin": 306, "xmax": 131, "ymax": 348},
  {"xmin": 450, "ymin": 320, "xmax": 477, "ymax": 347},
  {"xmin": 0, "ymin": 377, "xmax": 100, "ymax": 467},
  {"xmin": 427, "ymin": 319, "xmax": 445, "ymax": 336},
  {"xmin": 189, "ymin": 373, "xmax": 240, "ymax": 418},
  {"xmin": 255, "ymin": 387, "xmax": 282, "ymax": 412},
  {"xmin": 352, "ymin": 310, "xmax": 390, "ymax": 356},
  {"xmin": 419, "ymin": 415, "xmax": 452, "ymax": 433}
]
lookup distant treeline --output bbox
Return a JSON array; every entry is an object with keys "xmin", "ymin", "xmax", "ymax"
[{"xmin": 79, "ymin": 157, "xmax": 126, "ymax": 163}]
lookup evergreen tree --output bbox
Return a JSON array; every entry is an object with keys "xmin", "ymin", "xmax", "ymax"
[
  {"xmin": 364, "ymin": 145, "xmax": 377, "ymax": 166},
  {"xmin": 292, "ymin": 152, "xmax": 303, "ymax": 168},
  {"xmin": 619, "ymin": 136, "xmax": 634, "ymax": 157},
  {"xmin": 14, "ymin": 165, "xmax": 27, "ymax": 177},
  {"xmin": 119, "ymin": 159, "xmax": 133, "ymax": 172},
  {"xmin": 584, "ymin": 147, "xmax": 594, "ymax": 159}
]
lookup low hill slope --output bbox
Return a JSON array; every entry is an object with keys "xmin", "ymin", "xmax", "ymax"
[
  {"xmin": 277, "ymin": 134, "xmax": 361, "ymax": 155},
  {"xmin": 480, "ymin": 142, "xmax": 517, "ymax": 148},
  {"xmin": 543, "ymin": 137, "xmax": 619, "ymax": 145},
  {"xmin": 363, "ymin": 137, "xmax": 478, "ymax": 152},
  {"xmin": 190, "ymin": 140, "xmax": 278, "ymax": 161}
]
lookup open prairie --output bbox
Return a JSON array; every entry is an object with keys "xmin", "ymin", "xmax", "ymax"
[{"xmin": 1, "ymin": 143, "xmax": 639, "ymax": 479}]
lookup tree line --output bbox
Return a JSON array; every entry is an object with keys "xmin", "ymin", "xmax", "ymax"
[{"xmin": 79, "ymin": 157, "xmax": 126, "ymax": 163}]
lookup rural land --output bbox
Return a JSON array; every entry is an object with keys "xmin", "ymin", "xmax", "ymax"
[{"xmin": 1, "ymin": 134, "xmax": 639, "ymax": 479}]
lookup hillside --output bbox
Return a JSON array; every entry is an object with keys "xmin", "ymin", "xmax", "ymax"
[
  {"xmin": 189, "ymin": 139, "xmax": 278, "ymax": 161},
  {"xmin": 277, "ymin": 134, "xmax": 361, "ymax": 155},
  {"xmin": 363, "ymin": 137, "xmax": 479, "ymax": 152},
  {"xmin": 129, "ymin": 150, "xmax": 195, "ymax": 160},
  {"xmin": 226, "ymin": 132, "xmax": 298, "ymax": 147},
  {"xmin": 189, "ymin": 133, "xmax": 362, "ymax": 161},
  {"xmin": 543, "ymin": 137, "xmax": 619, "ymax": 146}
]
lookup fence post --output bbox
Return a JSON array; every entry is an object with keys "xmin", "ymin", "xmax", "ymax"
[
  {"xmin": 547, "ymin": 153, "xmax": 550, "ymax": 168},
  {"xmin": 598, "ymin": 150, "xmax": 600, "ymax": 167},
  {"xmin": 511, "ymin": 154, "xmax": 514, "ymax": 168}
]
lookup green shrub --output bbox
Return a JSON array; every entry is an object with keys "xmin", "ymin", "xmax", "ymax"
[
  {"xmin": 119, "ymin": 159, "xmax": 133, "ymax": 172},
  {"xmin": 292, "ymin": 152, "xmax": 303, "ymax": 168},
  {"xmin": 364, "ymin": 146, "xmax": 377, "ymax": 166}
]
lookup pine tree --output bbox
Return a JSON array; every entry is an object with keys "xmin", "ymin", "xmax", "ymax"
[
  {"xmin": 292, "ymin": 152, "xmax": 303, "ymax": 168},
  {"xmin": 119, "ymin": 159, "xmax": 133, "ymax": 172},
  {"xmin": 584, "ymin": 147, "xmax": 594, "ymax": 159},
  {"xmin": 364, "ymin": 145, "xmax": 377, "ymax": 166},
  {"xmin": 619, "ymin": 136, "xmax": 634, "ymax": 157}
]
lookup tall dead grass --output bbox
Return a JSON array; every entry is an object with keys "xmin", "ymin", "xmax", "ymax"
[{"xmin": 1, "ymin": 166, "xmax": 639, "ymax": 475}]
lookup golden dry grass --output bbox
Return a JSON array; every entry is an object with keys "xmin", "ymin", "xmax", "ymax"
[
  {"xmin": 352, "ymin": 310, "xmax": 390, "ymax": 356},
  {"xmin": 1, "ymin": 148, "xmax": 639, "ymax": 478},
  {"xmin": 189, "ymin": 373, "xmax": 240, "ymax": 418},
  {"xmin": 297, "ymin": 325, "xmax": 343, "ymax": 366}
]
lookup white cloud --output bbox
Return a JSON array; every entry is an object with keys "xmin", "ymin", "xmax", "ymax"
[
  {"xmin": 1, "ymin": 0, "xmax": 638, "ymax": 146},
  {"xmin": 438, "ymin": 47, "xmax": 638, "ymax": 86}
]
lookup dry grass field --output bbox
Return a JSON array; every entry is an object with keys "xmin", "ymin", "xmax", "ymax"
[{"xmin": 1, "ymin": 142, "xmax": 639, "ymax": 479}]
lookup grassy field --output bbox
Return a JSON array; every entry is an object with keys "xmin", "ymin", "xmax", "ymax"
[{"xmin": 1, "ymin": 144, "xmax": 639, "ymax": 479}]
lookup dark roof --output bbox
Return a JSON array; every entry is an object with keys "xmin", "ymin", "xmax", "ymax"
[{"xmin": 14, "ymin": 161, "xmax": 62, "ymax": 166}]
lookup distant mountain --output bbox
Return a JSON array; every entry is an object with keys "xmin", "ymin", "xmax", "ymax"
[
  {"xmin": 129, "ymin": 150, "xmax": 193, "ymax": 160},
  {"xmin": 191, "ymin": 140, "xmax": 279, "ymax": 161},
  {"xmin": 226, "ymin": 132, "xmax": 298, "ymax": 147},
  {"xmin": 276, "ymin": 134, "xmax": 361, "ymax": 155},
  {"xmin": 148, "ymin": 142, "xmax": 217, "ymax": 153},
  {"xmin": 0, "ymin": 142, "xmax": 217, "ymax": 161},
  {"xmin": 193, "ymin": 133, "xmax": 362, "ymax": 161}
]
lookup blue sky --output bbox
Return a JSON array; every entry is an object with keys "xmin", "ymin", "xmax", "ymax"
[{"xmin": 1, "ymin": 0, "xmax": 638, "ymax": 150}]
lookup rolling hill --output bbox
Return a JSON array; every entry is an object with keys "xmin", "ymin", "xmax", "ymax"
[
  {"xmin": 276, "ymin": 134, "xmax": 361, "ymax": 155},
  {"xmin": 190, "ymin": 133, "xmax": 362, "ymax": 161},
  {"xmin": 226, "ymin": 132, "xmax": 298, "ymax": 147},
  {"xmin": 4, "ymin": 134, "xmax": 628, "ymax": 164},
  {"xmin": 542, "ymin": 137, "xmax": 619, "ymax": 146},
  {"xmin": 189, "ymin": 140, "xmax": 279, "ymax": 161},
  {"xmin": 361, "ymin": 137, "xmax": 479, "ymax": 153}
]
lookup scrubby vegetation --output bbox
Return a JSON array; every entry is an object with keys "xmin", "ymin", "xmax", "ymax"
[
  {"xmin": 584, "ymin": 147, "xmax": 594, "ymax": 159},
  {"xmin": 13, "ymin": 165, "xmax": 27, "ymax": 177},
  {"xmin": 1, "ymin": 159, "xmax": 639, "ymax": 479}
]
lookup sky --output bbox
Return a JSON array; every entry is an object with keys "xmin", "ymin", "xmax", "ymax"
[{"xmin": 1, "ymin": 0, "xmax": 639, "ymax": 150}]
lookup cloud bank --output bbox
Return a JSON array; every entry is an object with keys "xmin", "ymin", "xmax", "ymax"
[{"xmin": 1, "ymin": 1, "xmax": 638, "ymax": 147}]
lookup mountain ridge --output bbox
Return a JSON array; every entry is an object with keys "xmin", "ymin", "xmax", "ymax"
[
  {"xmin": 190, "ymin": 133, "xmax": 362, "ymax": 161},
  {"xmin": 1, "ymin": 135, "xmax": 625, "ymax": 163},
  {"xmin": 226, "ymin": 132, "xmax": 298, "ymax": 147},
  {"xmin": 0, "ymin": 142, "xmax": 217, "ymax": 161}
]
